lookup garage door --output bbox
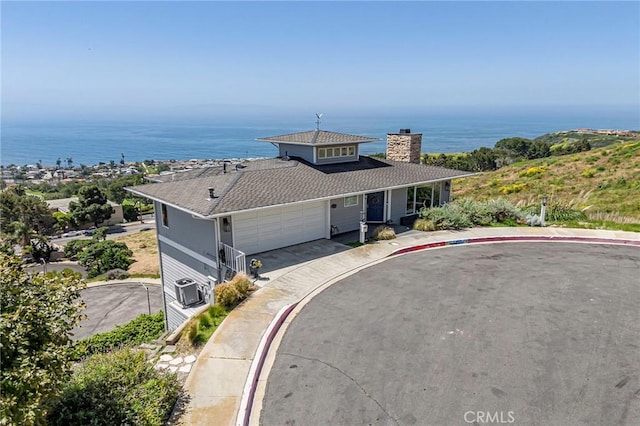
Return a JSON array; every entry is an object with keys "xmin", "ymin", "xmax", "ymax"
[{"xmin": 233, "ymin": 201, "xmax": 327, "ymax": 255}]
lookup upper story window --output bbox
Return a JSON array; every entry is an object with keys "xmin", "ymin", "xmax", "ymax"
[
  {"xmin": 318, "ymin": 145, "xmax": 356, "ymax": 159},
  {"xmin": 161, "ymin": 204, "xmax": 169, "ymax": 227}
]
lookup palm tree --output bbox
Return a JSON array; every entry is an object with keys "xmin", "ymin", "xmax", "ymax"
[
  {"xmin": 120, "ymin": 153, "xmax": 125, "ymax": 166},
  {"xmin": 66, "ymin": 157, "xmax": 73, "ymax": 168},
  {"xmin": 56, "ymin": 158, "xmax": 62, "ymax": 169}
]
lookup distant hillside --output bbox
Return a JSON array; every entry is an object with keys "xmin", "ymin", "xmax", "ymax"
[
  {"xmin": 534, "ymin": 129, "xmax": 640, "ymax": 150},
  {"xmin": 452, "ymin": 140, "xmax": 640, "ymax": 223}
]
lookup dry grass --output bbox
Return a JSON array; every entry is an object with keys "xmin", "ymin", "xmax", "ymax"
[
  {"xmin": 372, "ymin": 225, "xmax": 397, "ymax": 240},
  {"xmin": 114, "ymin": 230, "xmax": 159, "ymax": 275},
  {"xmin": 453, "ymin": 140, "xmax": 640, "ymax": 223}
]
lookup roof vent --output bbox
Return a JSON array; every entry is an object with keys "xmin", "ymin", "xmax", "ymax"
[
  {"xmin": 208, "ymin": 187, "xmax": 217, "ymax": 199},
  {"xmin": 399, "ymin": 128, "xmax": 411, "ymax": 134},
  {"xmin": 283, "ymin": 150, "xmax": 290, "ymax": 161}
]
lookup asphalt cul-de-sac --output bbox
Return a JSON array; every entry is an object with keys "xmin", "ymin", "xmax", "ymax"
[{"xmin": 260, "ymin": 242, "xmax": 640, "ymax": 426}]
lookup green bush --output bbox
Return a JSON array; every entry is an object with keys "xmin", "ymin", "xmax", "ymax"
[
  {"xmin": 105, "ymin": 268, "xmax": 130, "ymax": 280},
  {"xmin": 484, "ymin": 199, "xmax": 526, "ymax": 223},
  {"xmin": 183, "ymin": 305, "xmax": 228, "ymax": 347},
  {"xmin": 73, "ymin": 311, "xmax": 164, "ymax": 360},
  {"xmin": 48, "ymin": 348, "xmax": 180, "ymax": 426},
  {"xmin": 63, "ymin": 239, "xmax": 91, "ymax": 259},
  {"xmin": 418, "ymin": 199, "xmax": 525, "ymax": 230}
]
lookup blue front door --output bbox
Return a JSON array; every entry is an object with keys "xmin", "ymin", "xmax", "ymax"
[{"xmin": 366, "ymin": 191, "xmax": 385, "ymax": 222}]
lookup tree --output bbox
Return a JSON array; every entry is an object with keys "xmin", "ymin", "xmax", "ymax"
[
  {"xmin": 69, "ymin": 185, "xmax": 114, "ymax": 228},
  {"xmin": 66, "ymin": 157, "xmax": 73, "ymax": 168},
  {"xmin": 0, "ymin": 253, "xmax": 86, "ymax": 424},
  {"xmin": 494, "ymin": 137, "xmax": 533, "ymax": 158},
  {"xmin": 92, "ymin": 226, "xmax": 109, "ymax": 242},
  {"xmin": 120, "ymin": 153, "xmax": 125, "ymax": 166},
  {"xmin": 76, "ymin": 240, "xmax": 133, "ymax": 278},
  {"xmin": 0, "ymin": 186, "xmax": 55, "ymax": 245},
  {"xmin": 56, "ymin": 157, "xmax": 62, "ymax": 169}
]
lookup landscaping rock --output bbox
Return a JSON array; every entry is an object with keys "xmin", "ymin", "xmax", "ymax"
[
  {"xmin": 159, "ymin": 354, "xmax": 173, "ymax": 362},
  {"xmin": 169, "ymin": 357, "xmax": 183, "ymax": 366},
  {"xmin": 178, "ymin": 365, "xmax": 192, "ymax": 373},
  {"xmin": 184, "ymin": 355, "xmax": 197, "ymax": 364},
  {"xmin": 168, "ymin": 366, "xmax": 178, "ymax": 373},
  {"xmin": 154, "ymin": 363, "xmax": 169, "ymax": 370},
  {"xmin": 161, "ymin": 345, "xmax": 177, "ymax": 353}
]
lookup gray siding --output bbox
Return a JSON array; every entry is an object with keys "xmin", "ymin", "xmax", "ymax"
[
  {"xmin": 389, "ymin": 188, "xmax": 408, "ymax": 224},
  {"xmin": 279, "ymin": 144, "xmax": 314, "ymax": 162},
  {"xmin": 329, "ymin": 196, "xmax": 362, "ymax": 233},
  {"xmin": 160, "ymin": 244, "xmax": 215, "ymax": 330},
  {"xmin": 440, "ymin": 180, "xmax": 452, "ymax": 204},
  {"xmin": 155, "ymin": 201, "xmax": 218, "ymax": 260}
]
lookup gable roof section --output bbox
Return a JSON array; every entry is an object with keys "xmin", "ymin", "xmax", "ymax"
[
  {"xmin": 127, "ymin": 157, "xmax": 473, "ymax": 218},
  {"xmin": 257, "ymin": 130, "xmax": 378, "ymax": 146}
]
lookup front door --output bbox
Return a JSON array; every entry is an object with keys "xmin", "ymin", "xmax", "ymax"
[{"xmin": 366, "ymin": 192, "xmax": 385, "ymax": 222}]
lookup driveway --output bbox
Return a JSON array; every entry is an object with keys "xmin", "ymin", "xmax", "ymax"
[
  {"xmin": 72, "ymin": 281, "xmax": 164, "ymax": 340},
  {"xmin": 260, "ymin": 242, "xmax": 640, "ymax": 425}
]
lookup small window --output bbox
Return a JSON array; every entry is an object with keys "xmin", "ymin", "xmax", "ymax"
[
  {"xmin": 318, "ymin": 148, "xmax": 326, "ymax": 159},
  {"xmin": 344, "ymin": 195, "xmax": 358, "ymax": 207},
  {"xmin": 348, "ymin": 146, "xmax": 355, "ymax": 156},
  {"xmin": 341, "ymin": 147, "xmax": 348, "ymax": 155},
  {"xmin": 161, "ymin": 204, "xmax": 169, "ymax": 227}
]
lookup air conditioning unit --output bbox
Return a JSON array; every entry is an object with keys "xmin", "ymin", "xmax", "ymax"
[{"xmin": 174, "ymin": 278, "xmax": 202, "ymax": 308}]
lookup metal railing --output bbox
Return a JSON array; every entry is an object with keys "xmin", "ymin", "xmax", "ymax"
[{"xmin": 220, "ymin": 242, "xmax": 247, "ymax": 275}]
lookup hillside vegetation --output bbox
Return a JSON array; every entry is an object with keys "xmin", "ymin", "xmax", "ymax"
[{"xmin": 453, "ymin": 140, "xmax": 640, "ymax": 224}]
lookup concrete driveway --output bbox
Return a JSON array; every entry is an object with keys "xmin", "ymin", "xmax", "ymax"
[
  {"xmin": 72, "ymin": 281, "xmax": 163, "ymax": 340},
  {"xmin": 260, "ymin": 242, "xmax": 640, "ymax": 425}
]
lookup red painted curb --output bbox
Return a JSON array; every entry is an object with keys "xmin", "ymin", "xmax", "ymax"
[
  {"xmin": 390, "ymin": 235, "xmax": 640, "ymax": 257},
  {"xmin": 241, "ymin": 302, "xmax": 298, "ymax": 426}
]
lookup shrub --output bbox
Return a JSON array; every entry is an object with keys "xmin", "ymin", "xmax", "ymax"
[
  {"xmin": 498, "ymin": 183, "xmax": 526, "ymax": 194},
  {"xmin": 372, "ymin": 226, "xmax": 396, "ymax": 240},
  {"xmin": 484, "ymin": 199, "xmax": 526, "ymax": 223},
  {"xmin": 186, "ymin": 319, "xmax": 199, "ymax": 345},
  {"xmin": 413, "ymin": 219, "xmax": 437, "ymax": 232},
  {"xmin": 73, "ymin": 311, "xmax": 165, "ymax": 360},
  {"xmin": 419, "ymin": 204, "xmax": 473, "ymax": 230},
  {"xmin": 545, "ymin": 203, "xmax": 588, "ymax": 222},
  {"xmin": 519, "ymin": 166, "xmax": 547, "ymax": 178},
  {"xmin": 63, "ymin": 239, "xmax": 91, "ymax": 259},
  {"xmin": 105, "ymin": 268, "xmax": 130, "ymax": 280},
  {"xmin": 215, "ymin": 282, "xmax": 241, "ymax": 309},
  {"xmin": 581, "ymin": 169, "xmax": 596, "ymax": 178},
  {"xmin": 231, "ymin": 273, "xmax": 252, "ymax": 298},
  {"xmin": 526, "ymin": 214, "xmax": 543, "ymax": 226},
  {"xmin": 48, "ymin": 348, "xmax": 180, "ymax": 426}
]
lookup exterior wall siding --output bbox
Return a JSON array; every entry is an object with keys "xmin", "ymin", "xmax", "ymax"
[
  {"xmin": 440, "ymin": 180, "xmax": 452, "ymax": 204},
  {"xmin": 278, "ymin": 144, "xmax": 314, "ymax": 162},
  {"xmin": 155, "ymin": 202, "xmax": 218, "ymax": 262},
  {"xmin": 160, "ymin": 243, "xmax": 214, "ymax": 331},
  {"xmin": 329, "ymin": 196, "xmax": 361, "ymax": 233},
  {"xmin": 390, "ymin": 188, "xmax": 408, "ymax": 224}
]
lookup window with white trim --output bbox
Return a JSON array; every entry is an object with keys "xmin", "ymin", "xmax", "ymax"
[
  {"xmin": 317, "ymin": 145, "xmax": 356, "ymax": 159},
  {"xmin": 344, "ymin": 195, "xmax": 358, "ymax": 207}
]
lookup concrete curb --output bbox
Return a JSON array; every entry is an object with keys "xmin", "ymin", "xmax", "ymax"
[
  {"xmin": 389, "ymin": 235, "xmax": 640, "ymax": 257},
  {"xmin": 85, "ymin": 278, "xmax": 162, "ymax": 288},
  {"xmin": 240, "ymin": 233, "xmax": 640, "ymax": 424},
  {"xmin": 236, "ymin": 303, "xmax": 298, "ymax": 426}
]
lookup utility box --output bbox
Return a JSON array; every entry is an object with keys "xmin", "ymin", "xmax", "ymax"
[{"xmin": 174, "ymin": 278, "xmax": 202, "ymax": 308}]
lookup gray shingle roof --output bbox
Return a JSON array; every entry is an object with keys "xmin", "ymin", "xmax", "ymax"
[
  {"xmin": 257, "ymin": 130, "xmax": 378, "ymax": 146},
  {"xmin": 127, "ymin": 156, "xmax": 472, "ymax": 218}
]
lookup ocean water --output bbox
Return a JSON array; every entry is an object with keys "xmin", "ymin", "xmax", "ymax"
[{"xmin": 1, "ymin": 107, "xmax": 638, "ymax": 167}]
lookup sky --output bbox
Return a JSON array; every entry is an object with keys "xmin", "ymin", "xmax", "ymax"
[{"xmin": 2, "ymin": 1, "xmax": 639, "ymax": 122}]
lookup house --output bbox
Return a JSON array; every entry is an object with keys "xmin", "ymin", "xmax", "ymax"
[
  {"xmin": 46, "ymin": 197, "xmax": 124, "ymax": 226},
  {"xmin": 127, "ymin": 128, "xmax": 473, "ymax": 330}
]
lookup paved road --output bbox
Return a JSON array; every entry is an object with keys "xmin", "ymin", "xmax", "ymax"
[
  {"xmin": 260, "ymin": 243, "xmax": 640, "ymax": 426},
  {"xmin": 72, "ymin": 282, "xmax": 164, "ymax": 340}
]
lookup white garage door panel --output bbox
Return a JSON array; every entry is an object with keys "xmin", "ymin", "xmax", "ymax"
[{"xmin": 234, "ymin": 201, "xmax": 326, "ymax": 255}]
